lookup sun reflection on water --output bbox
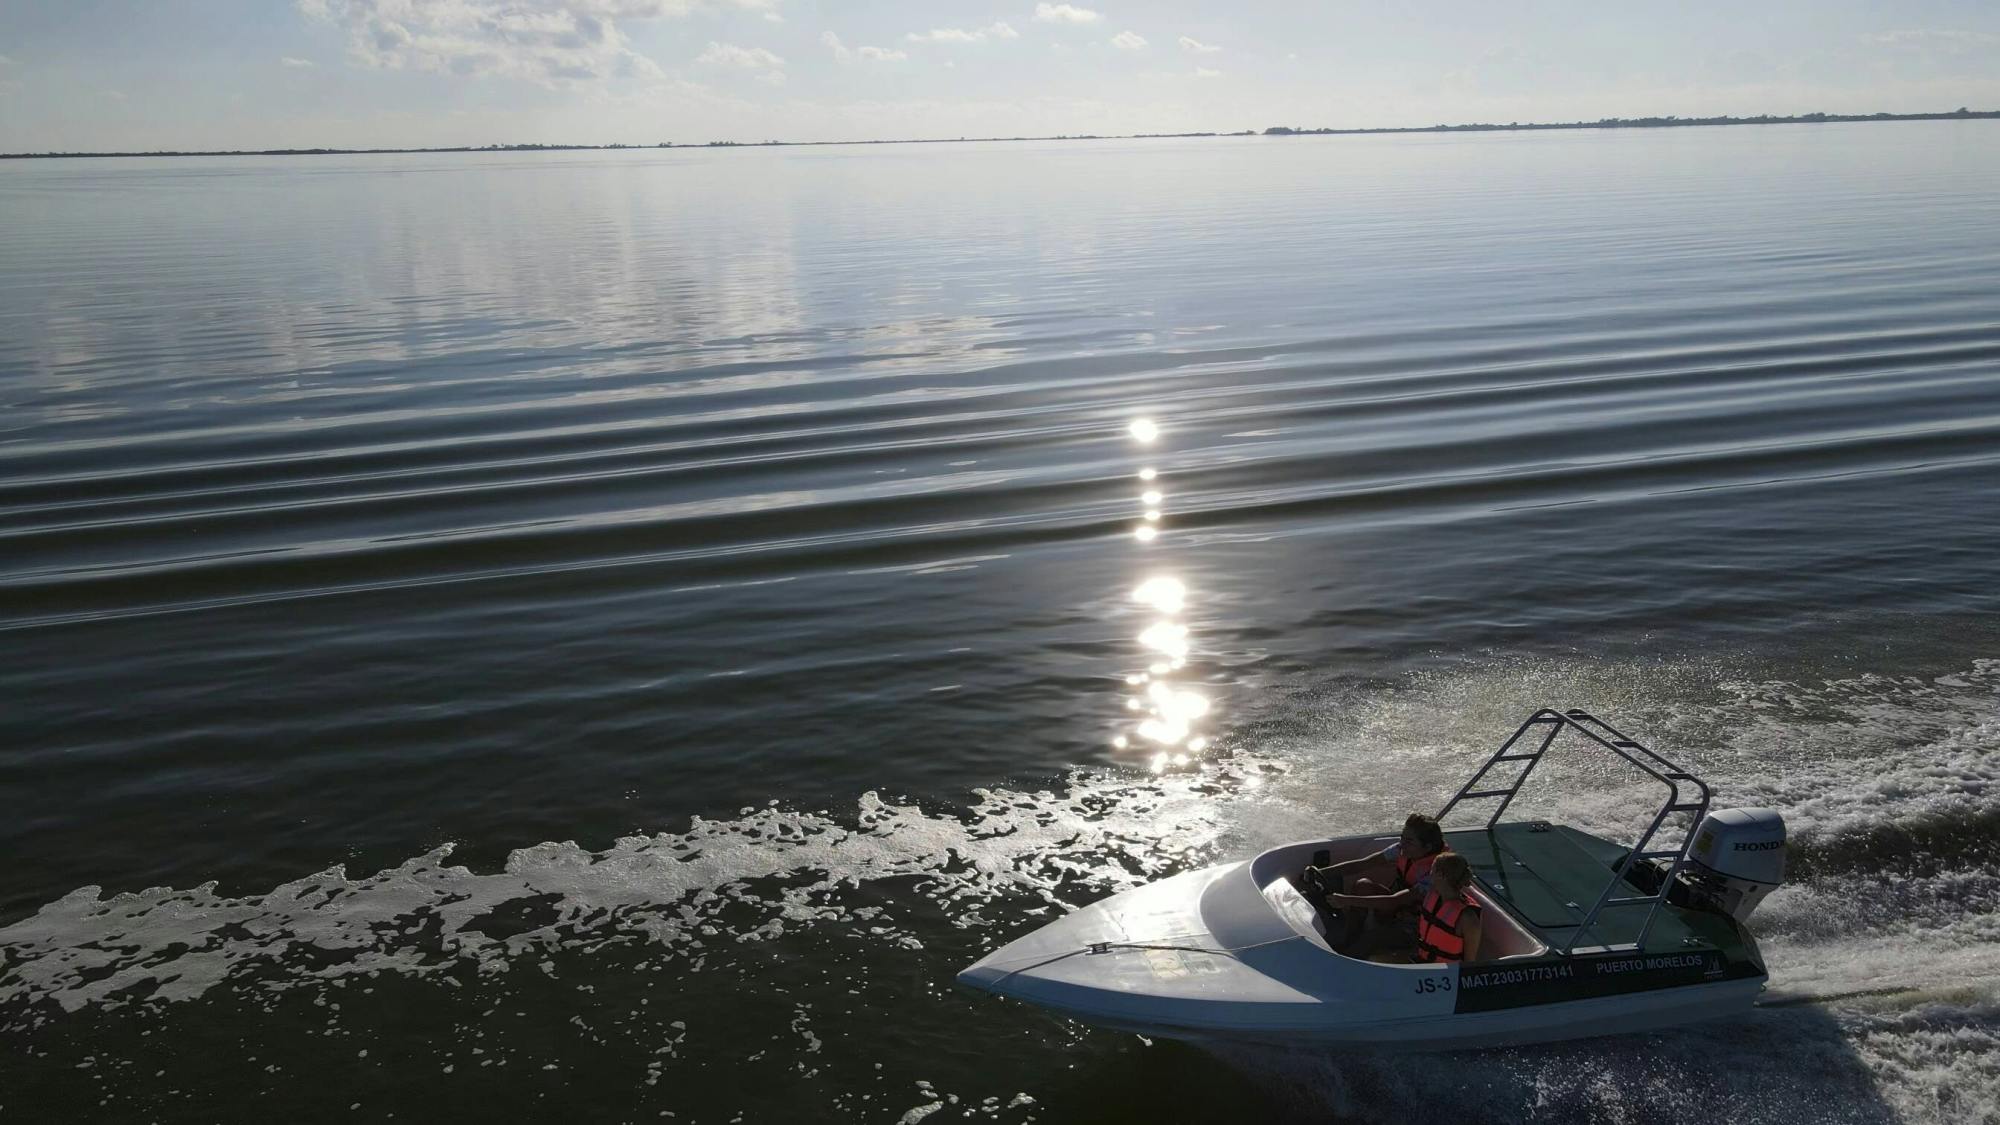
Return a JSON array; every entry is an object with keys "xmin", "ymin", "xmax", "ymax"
[
  {"xmin": 1114, "ymin": 416, "xmax": 1214, "ymax": 772},
  {"xmin": 1132, "ymin": 576, "xmax": 1185, "ymax": 614}
]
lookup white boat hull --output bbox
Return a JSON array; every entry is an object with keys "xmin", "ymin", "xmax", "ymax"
[{"xmin": 958, "ymin": 846, "xmax": 1766, "ymax": 1051}]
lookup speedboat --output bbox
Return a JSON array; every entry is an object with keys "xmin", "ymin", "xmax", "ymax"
[{"xmin": 957, "ymin": 708, "xmax": 1786, "ymax": 1050}]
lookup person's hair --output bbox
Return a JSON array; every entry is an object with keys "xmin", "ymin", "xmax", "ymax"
[
  {"xmin": 1431, "ymin": 852, "xmax": 1472, "ymax": 895},
  {"xmin": 1403, "ymin": 813, "xmax": 1444, "ymax": 853}
]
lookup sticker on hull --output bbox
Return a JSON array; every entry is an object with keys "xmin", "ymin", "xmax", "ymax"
[{"xmin": 1453, "ymin": 950, "xmax": 1754, "ymax": 1013}]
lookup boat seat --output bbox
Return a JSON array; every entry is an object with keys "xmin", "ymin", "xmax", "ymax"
[{"xmin": 1465, "ymin": 887, "xmax": 1547, "ymax": 961}]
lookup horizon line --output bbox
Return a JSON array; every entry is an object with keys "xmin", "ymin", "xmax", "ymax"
[{"xmin": 4, "ymin": 106, "xmax": 1995, "ymax": 160}]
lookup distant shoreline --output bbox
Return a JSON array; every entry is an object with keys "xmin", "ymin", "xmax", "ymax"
[{"xmin": 4, "ymin": 107, "xmax": 1995, "ymax": 160}]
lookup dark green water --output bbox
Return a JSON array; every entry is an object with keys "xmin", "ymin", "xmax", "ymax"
[{"xmin": 3, "ymin": 123, "xmax": 1999, "ymax": 1123}]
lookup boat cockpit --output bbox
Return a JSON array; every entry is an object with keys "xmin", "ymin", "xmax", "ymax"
[{"xmin": 1253, "ymin": 836, "xmax": 1550, "ymax": 961}]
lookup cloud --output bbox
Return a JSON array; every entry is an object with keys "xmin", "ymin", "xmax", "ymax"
[
  {"xmin": 824, "ymin": 32, "xmax": 904, "ymax": 63},
  {"xmin": 280, "ymin": 56, "xmax": 316, "ymax": 68},
  {"xmin": 1033, "ymin": 3, "xmax": 1099, "ymax": 24},
  {"xmin": 695, "ymin": 42, "xmax": 782, "ymax": 68},
  {"xmin": 1863, "ymin": 29, "xmax": 2000, "ymax": 50},
  {"xmin": 296, "ymin": 0, "xmax": 773, "ymax": 86},
  {"xmin": 696, "ymin": 41, "xmax": 784, "ymax": 73},
  {"xmin": 1110, "ymin": 30, "xmax": 1146, "ymax": 50},
  {"xmin": 1177, "ymin": 36, "xmax": 1219, "ymax": 54},
  {"xmin": 1193, "ymin": 66, "xmax": 1221, "ymax": 79},
  {"xmin": 907, "ymin": 22, "xmax": 1017, "ymax": 44}
]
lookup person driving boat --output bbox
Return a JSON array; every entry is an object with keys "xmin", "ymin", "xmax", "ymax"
[{"xmin": 1301, "ymin": 813, "xmax": 1445, "ymax": 956}]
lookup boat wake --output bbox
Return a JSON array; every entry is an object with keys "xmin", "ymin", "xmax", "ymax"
[{"xmin": 0, "ymin": 762, "xmax": 1279, "ymax": 1027}]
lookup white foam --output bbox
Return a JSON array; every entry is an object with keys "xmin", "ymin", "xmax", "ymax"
[{"xmin": 0, "ymin": 765, "xmax": 1268, "ymax": 1027}]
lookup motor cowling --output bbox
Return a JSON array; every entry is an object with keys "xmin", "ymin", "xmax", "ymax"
[{"xmin": 1683, "ymin": 808, "xmax": 1786, "ymax": 923}]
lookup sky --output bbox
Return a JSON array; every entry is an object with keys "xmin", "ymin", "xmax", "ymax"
[{"xmin": 2, "ymin": 1, "xmax": 1998, "ymax": 151}]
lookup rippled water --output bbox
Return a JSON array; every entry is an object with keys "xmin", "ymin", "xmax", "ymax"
[{"xmin": 4, "ymin": 123, "xmax": 1999, "ymax": 1123}]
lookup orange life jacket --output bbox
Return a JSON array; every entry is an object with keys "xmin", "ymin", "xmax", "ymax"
[
  {"xmin": 1414, "ymin": 890, "xmax": 1479, "ymax": 963},
  {"xmin": 1393, "ymin": 849, "xmax": 1437, "ymax": 893}
]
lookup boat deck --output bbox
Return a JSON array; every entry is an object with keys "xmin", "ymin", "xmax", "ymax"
[{"xmin": 1447, "ymin": 822, "xmax": 1742, "ymax": 954}]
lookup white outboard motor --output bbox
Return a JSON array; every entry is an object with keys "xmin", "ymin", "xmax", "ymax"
[{"xmin": 1683, "ymin": 808, "xmax": 1787, "ymax": 923}]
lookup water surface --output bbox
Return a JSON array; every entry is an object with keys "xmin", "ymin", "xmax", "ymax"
[{"xmin": 3, "ymin": 122, "xmax": 1999, "ymax": 1123}]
